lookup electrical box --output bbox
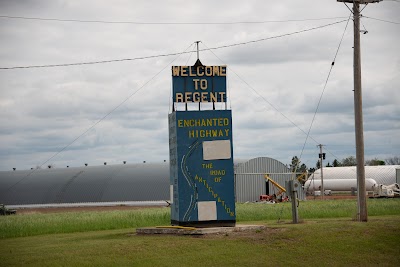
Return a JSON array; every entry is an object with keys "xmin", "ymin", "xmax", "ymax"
[{"xmin": 285, "ymin": 180, "xmax": 301, "ymax": 193}]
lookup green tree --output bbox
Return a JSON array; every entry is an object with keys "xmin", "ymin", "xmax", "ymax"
[
  {"xmin": 366, "ymin": 158, "xmax": 385, "ymax": 166},
  {"xmin": 326, "ymin": 162, "xmax": 332, "ymax": 167},
  {"xmin": 332, "ymin": 159, "xmax": 341, "ymax": 167},
  {"xmin": 316, "ymin": 160, "xmax": 321, "ymax": 169},
  {"xmin": 341, "ymin": 156, "xmax": 357, "ymax": 166},
  {"xmin": 289, "ymin": 156, "xmax": 307, "ymax": 181},
  {"xmin": 299, "ymin": 163, "xmax": 307, "ymax": 173},
  {"xmin": 290, "ymin": 156, "xmax": 300, "ymax": 172},
  {"xmin": 385, "ymin": 156, "xmax": 400, "ymax": 165}
]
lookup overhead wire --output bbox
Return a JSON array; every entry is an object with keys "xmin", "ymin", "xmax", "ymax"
[
  {"xmin": 0, "ymin": 15, "xmax": 349, "ymax": 24},
  {"xmin": 0, "ymin": 19, "xmax": 347, "ymax": 70},
  {"xmin": 363, "ymin": 16, "xmax": 400, "ymax": 25},
  {"xmin": 201, "ymin": 14, "xmax": 349, "ymax": 174},
  {"xmin": 3, "ymin": 19, "xmax": 348, "ymax": 174},
  {"xmin": 5, "ymin": 42, "xmax": 194, "ymax": 190},
  {"xmin": 6, "ymin": 18, "xmax": 353, "ymax": 173},
  {"xmin": 201, "ymin": 42, "xmax": 322, "ymax": 146},
  {"xmin": 294, "ymin": 13, "xmax": 352, "ymax": 175},
  {"xmin": 169, "ymin": 43, "xmax": 195, "ymax": 113}
]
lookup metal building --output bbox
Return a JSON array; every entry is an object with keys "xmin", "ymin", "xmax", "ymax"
[
  {"xmin": 235, "ymin": 157, "xmax": 306, "ymax": 202},
  {"xmin": 0, "ymin": 163, "xmax": 170, "ymax": 205},
  {"xmin": 0, "ymin": 157, "xmax": 306, "ymax": 206}
]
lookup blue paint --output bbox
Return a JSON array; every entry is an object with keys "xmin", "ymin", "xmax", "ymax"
[
  {"xmin": 169, "ymin": 110, "xmax": 235, "ymax": 225},
  {"xmin": 172, "ymin": 66, "xmax": 227, "ymax": 102}
]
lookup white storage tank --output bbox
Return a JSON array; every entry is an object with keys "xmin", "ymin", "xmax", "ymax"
[
  {"xmin": 312, "ymin": 166, "xmax": 400, "ymax": 185},
  {"xmin": 304, "ymin": 178, "xmax": 377, "ymax": 193}
]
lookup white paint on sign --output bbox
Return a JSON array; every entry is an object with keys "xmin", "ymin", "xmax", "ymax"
[
  {"xmin": 198, "ymin": 201, "xmax": 217, "ymax": 221},
  {"xmin": 203, "ymin": 140, "xmax": 231, "ymax": 160}
]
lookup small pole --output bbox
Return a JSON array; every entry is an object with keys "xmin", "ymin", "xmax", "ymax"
[
  {"xmin": 195, "ymin": 41, "xmax": 201, "ymax": 111},
  {"xmin": 318, "ymin": 144, "xmax": 324, "ymax": 200},
  {"xmin": 286, "ymin": 180, "xmax": 299, "ymax": 224},
  {"xmin": 195, "ymin": 41, "xmax": 201, "ymax": 61},
  {"xmin": 291, "ymin": 190, "xmax": 299, "ymax": 223}
]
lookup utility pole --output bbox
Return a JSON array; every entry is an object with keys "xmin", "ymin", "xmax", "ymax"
[
  {"xmin": 318, "ymin": 144, "xmax": 325, "ymax": 200},
  {"xmin": 337, "ymin": 0, "xmax": 381, "ymax": 222}
]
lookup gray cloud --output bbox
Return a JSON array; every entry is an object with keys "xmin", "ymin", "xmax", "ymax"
[{"xmin": 0, "ymin": 0, "xmax": 399, "ymax": 171}]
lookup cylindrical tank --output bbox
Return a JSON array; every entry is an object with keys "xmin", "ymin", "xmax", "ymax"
[{"xmin": 304, "ymin": 178, "xmax": 377, "ymax": 192}]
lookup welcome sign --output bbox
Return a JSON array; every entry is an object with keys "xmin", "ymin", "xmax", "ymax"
[
  {"xmin": 169, "ymin": 64, "xmax": 235, "ymax": 227},
  {"xmin": 172, "ymin": 65, "xmax": 227, "ymax": 103}
]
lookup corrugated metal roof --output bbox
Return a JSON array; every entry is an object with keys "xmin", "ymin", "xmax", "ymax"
[
  {"xmin": 0, "ymin": 157, "xmax": 310, "ymax": 205},
  {"xmin": 235, "ymin": 156, "xmax": 290, "ymax": 174},
  {"xmin": 0, "ymin": 163, "xmax": 170, "ymax": 205},
  {"xmin": 312, "ymin": 165, "xmax": 400, "ymax": 185}
]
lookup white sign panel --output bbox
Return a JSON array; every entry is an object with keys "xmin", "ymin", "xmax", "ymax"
[
  {"xmin": 202, "ymin": 140, "xmax": 231, "ymax": 160},
  {"xmin": 198, "ymin": 201, "xmax": 217, "ymax": 221}
]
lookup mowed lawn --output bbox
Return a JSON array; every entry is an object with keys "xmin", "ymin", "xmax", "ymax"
[{"xmin": 0, "ymin": 199, "xmax": 399, "ymax": 266}]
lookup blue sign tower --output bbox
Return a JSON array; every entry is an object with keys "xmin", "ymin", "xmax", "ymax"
[{"xmin": 169, "ymin": 63, "xmax": 236, "ymax": 227}]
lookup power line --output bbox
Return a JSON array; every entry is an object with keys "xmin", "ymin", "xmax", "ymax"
[
  {"xmin": 201, "ymin": 14, "xmax": 350, "ymax": 169},
  {"xmin": 5, "ymin": 42, "xmax": 194, "ymax": 190},
  {"xmin": 296, "ymin": 14, "xmax": 352, "ymax": 166},
  {"xmin": 0, "ymin": 15, "xmax": 349, "ymax": 25},
  {"xmin": 42, "ymin": 45, "xmax": 190, "ymax": 165},
  {"xmin": 363, "ymin": 15, "xmax": 400, "ymax": 25},
  {"xmin": 201, "ymin": 42, "xmax": 322, "ymax": 146},
  {"xmin": 0, "ymin": 19, "xmax": 347, "ymax": 70},
  {"xmin": 205, "ymin": 20, "xmax": 347, "ymax": 51}
]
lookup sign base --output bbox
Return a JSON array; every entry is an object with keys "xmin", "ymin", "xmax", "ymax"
[{"xmin": 171, "ymin": 220, "xmax": 236, "ymax": 228}]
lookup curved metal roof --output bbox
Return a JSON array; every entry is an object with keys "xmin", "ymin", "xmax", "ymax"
[
  {"xmin": 235, "ymin": 157, "xmax": 290, "ymax": 174},
  {"xmin": 312, "ymin": 165, "xmax": 400, "ymax": 185},
  {"xmin": 0, "ymin": 163, "xmax": 170, "ymax": 205},
  {"xmin": 0, "ymin": 157, "xmax": 309, "ymax": 205}
]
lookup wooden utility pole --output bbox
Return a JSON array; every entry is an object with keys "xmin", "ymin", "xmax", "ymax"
[
  {"xmin": 337, "ymin": 0, "xmax": 381, "ymax": 222},
  {"xmin": 352, "ymin": 0, "xmax": 367, "ymax": 222}
]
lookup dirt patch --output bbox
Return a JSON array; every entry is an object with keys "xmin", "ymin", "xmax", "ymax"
[{"xmin": 192, "ymin": 227, "xmax": 286, "ymax": 242}]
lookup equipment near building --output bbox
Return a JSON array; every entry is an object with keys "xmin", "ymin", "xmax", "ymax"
[
  {"xmin": 297, "ymin": 171, "xmax": 308, "ymax": 184},
  {"xmin": 0, "ymin": 204, "xmax": 16, "ymax": 215},
  {"xmin": 259, "ymin": 174, "xmax": 288, "ymax": 203},
  {"xmin": 372, "ymin": 183, "xmax": 400, "ymax": 198}
]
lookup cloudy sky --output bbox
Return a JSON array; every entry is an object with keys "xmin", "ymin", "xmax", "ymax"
[{"xmin": 0, "ymin": 0, "xmax": 399, "ymax": 171}]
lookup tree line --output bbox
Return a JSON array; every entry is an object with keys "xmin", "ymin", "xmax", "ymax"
[{"xmin": 289, "ymin": 155, "xmax": 400, "ymax": 174}]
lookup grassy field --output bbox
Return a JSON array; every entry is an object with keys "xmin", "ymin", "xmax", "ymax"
[
  {"xmin": 0, "ymin": 199, "xmax": 399, "ymax": 266},
  {"xmin": 1, "ymin": 198, "xmax": 399, "ymax": 239}
]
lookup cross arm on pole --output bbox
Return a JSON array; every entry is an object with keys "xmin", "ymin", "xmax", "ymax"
[{"xmin": 337, "ymin": 0, "xmax": 381, "ymax": 3}]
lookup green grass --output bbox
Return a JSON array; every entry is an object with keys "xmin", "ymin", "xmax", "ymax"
[
  {"xmin": 0, "ymin": 207, "xmax": 170, "ymax": 238},
  {"xmin": 237, "ymin": 198, "xmax": 400, "ymax": 222},
  {"xmin": 0, "ymin": 199, "xmax": 399, "ymax": 239},
  {"xmin": 0, "ymin": 216, "xmax": 399, "ymax": 266}
]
